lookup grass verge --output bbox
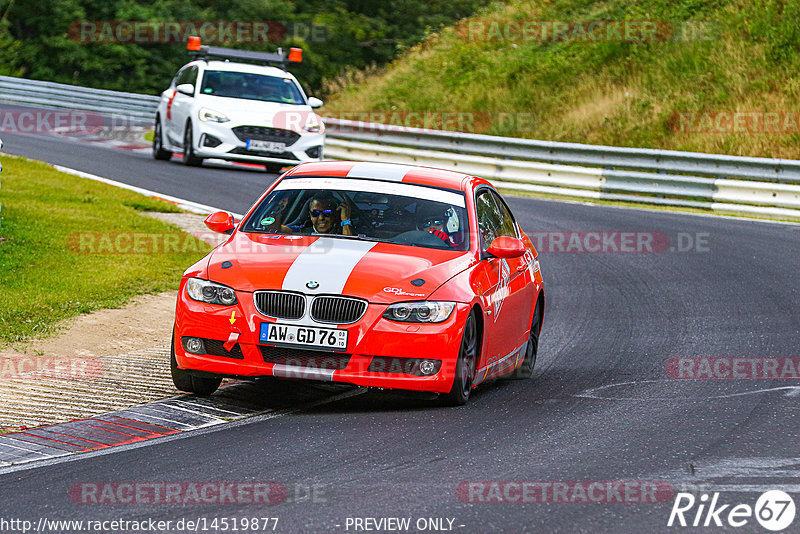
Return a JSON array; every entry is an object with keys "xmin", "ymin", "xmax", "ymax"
[{"xmin": 0, "ymin": 155, "xmax": 212, "ymax": 346}]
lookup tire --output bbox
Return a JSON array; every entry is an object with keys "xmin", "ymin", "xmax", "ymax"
[
  {"xmin": 264, "ymin": 163, "xmax": 285, "ymax": 174},
  {"xmin": 509, "ymin": 300, "xmax": 541, "ymax": 380},
  {"xmin": 441, "ymin": 312, "xmax": 479, "ymax": 406},
  {"xmin": 170, "ymin": 332, "xmax": 221, "ymax": 395},
  {"xmin": 152, "ymin": 119, "xmax": 172, "ymax": 160},
  {"xmin": 182, "ymin": 122, "xmax": 203, "ymax": 167}
]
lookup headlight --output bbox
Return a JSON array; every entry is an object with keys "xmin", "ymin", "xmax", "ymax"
[
  {"xmin": 382, "ymin": 301, "xmax": 456, "ymax": 323},
  {"xmin": 199, "ymin": 108, "xmax": 230, "ymax": 122},
  {"xmin": 303, "ymin": 113, "xmax": 324, "ymax": 133},
  {"xmin": 186, "ymin": 278, "xmax": 238, "ymax": 305}
]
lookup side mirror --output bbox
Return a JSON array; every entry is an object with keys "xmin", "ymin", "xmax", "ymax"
[
  {"xmin": 205, "ymin": 211, "xmax": 235, "ymax": 234},
  {"xmin": 307, "ymin": 97, "xmax": 323, "ymax": 109},
  {"xmin": 486, "ymin": 236, "xmax": 525, "ymax": 259},
  {"xmin": 176, "ymin": 83, "xmax": 195, "ymax": 96}
]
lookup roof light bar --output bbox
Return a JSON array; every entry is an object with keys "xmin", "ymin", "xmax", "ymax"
[{"xmin": 186, "ymin": 36, "xmax": 302, "ymax": 70}]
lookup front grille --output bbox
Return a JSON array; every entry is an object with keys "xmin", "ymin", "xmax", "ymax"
[
  {"xmin": 254, "ymin": 291, "xmax": 305, "ymax": 319},
  {"xmin": 204, "ymin": 339, "xmax": 244, "ymax": 359},
  {"xmin": 228, "ymin": 147, "xmax": 299, "ymax": 160},
  {"xmin": 232, "ymin": 126, "xmax": 300, "ymax": 146},
  {"xmin": 310, "ymin": 296, "xmax": 368, "ymax": 324},
  {"xmin": 259, "ymin": 346, "xmax": 350, "ymax": 370}
]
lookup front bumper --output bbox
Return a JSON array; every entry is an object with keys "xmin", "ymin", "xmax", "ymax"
[
  {"xmin": 193, "ymin": 120, "xmax": 325, "ymax": 165},
  {"xmin": 174, "ymin": 285, "xmax": 470, "ymax": 394}
]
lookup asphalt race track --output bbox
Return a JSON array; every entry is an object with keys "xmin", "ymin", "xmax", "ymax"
[{"xmin": 1, "ymin": 130, "xmax": 799, "ymax": 533}]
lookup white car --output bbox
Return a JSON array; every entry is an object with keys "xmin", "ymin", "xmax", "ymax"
[{"xmin": 153, "ymin": 42, "xmax": 325, "ymax": 173}]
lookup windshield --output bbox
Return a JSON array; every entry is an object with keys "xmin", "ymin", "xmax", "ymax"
[
  {"xmin": 199, "ymin": 70, "xmax": 306, "ymax": 104},
  {"xmin": 241, "ymin": 178, "xmax": 470, "ymax": 251}
]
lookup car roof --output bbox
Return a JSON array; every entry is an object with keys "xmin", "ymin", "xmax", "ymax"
[
  {"xmin": 188, "ymin": 60, "xmax": 295, "ymax": 79},
  {"xmin": 283, "ymin": 161, "xmax": 491, "ymax": 192}
]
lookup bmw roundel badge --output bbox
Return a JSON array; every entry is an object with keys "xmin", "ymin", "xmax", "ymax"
[{"xmin": 306, "ymin": 281, "xmax": 320, "ymax": 289}]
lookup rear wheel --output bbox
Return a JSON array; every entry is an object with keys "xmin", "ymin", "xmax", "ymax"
[
  {"xmin": 170, "ymin": 332, "xmax": 221, "ymax": 395},
  {"xmin": 510, "ymin": 301, "xmax": 541, "ymax": 380},
  {"xmin": 182, "ymin": 123, "xmax": 203, "ymax": 166},
  {"xmin": 441, "ymin": 312, "xmax": 478, "ymax": 406},
  {"xmin": 152, "ymin": 119, "xmax": 172, "ymax": 160}
]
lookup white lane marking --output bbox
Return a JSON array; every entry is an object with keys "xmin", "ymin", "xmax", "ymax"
[
  {"xmin": 145, "ymin": 403, "xmax": 228, "ymax": 425},
  {"xmin": 169, "ymin": 399, "xmax": 249, "ymax": 417},
  {"xmin": 51, "ymin": 164, "xmax": 244, "ymax": 218},
  {"xmin": 575, "ymin": 379, "xmax": 800, "ymax": 400},
  {"xmin": 282, "ymin": 239, "xmax": 377, "ymax": 295},
  {"xmin": 346, "ymin": 162, "xmax": 414, "ymax": 181}
]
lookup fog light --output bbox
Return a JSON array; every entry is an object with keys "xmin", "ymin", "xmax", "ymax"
[
  {"xmin": 419, "ymin": 360, "xmax": 437, "ymax": 376},
  {"xmin": 305, "ymin": 146, "xmax": 322, "ymax": 159},
  {"xmin": 182, "ymin": 337, "xmax": 206, "ymax": 355},
  {"xmin": 201, "ymin": 134, "xmax": 222, "ymax": 147}
]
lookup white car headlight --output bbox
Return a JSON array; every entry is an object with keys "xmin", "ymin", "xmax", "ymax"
[
  {"xmin": 382, "ymin": 301, "xmax": 456, "ymax": 323},
  {"xmin": 199, "ymin": 108, "xmax": 230, "ymax": 123},
  {"xmin": 186, "ymin": 278, "xmax": 237, "ymax": 306}
]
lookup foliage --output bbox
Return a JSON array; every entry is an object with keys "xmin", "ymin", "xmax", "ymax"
[{"xmin": 0, "ymin": 0, "xmax": 490, "ymax": 96}]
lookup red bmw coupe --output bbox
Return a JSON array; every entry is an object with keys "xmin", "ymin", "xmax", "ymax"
[{"xmin": 172, "ymin": 161, "xmax": 544, "ymax": 405}]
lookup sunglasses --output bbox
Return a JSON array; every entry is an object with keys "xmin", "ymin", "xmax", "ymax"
[
  {"xmin": 423, "ymin": 219, "xmax": 444, "ymax": 227},
  {"xmin": 310, "ymin": 209, "xmax": 334, "ymax": 218}
]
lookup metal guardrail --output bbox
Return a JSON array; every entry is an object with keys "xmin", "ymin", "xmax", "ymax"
[
  {"xmin": 1, "ymin": 76, "xmax": 799, "ymax": 219},
  {"xmin": 0, "ymin": 75, "xmax": 159, "ymax": 122},
  {"xmin": 323, "ymin": 119, "xmax": 800, "ymax": 219}
]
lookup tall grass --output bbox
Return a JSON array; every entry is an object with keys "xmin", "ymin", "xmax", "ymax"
[{"xmin": 325, "ymin": 0, "xmax": 800, "ymax": 158}]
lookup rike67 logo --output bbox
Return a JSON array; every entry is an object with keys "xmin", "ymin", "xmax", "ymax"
[{"xmin": 668, "ymin": 490, "xmax": 796, "ymax": 531}]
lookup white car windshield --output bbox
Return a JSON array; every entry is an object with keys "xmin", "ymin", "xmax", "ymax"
[
  {"xmin": 199, "ymin": 71, "xmax": 306, "ymax": 104},
  {"xmin": 241, "ymin": 178, "xmax": 470, "ymax": 251}
]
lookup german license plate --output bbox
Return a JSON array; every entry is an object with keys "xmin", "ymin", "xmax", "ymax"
[
  {"xmin": 259, "ymin": 323, "xmax": 348, "ymax": 351},
  {"xmin": 246, "ymin": 139, "xmax": 285, "ymax": 153}
]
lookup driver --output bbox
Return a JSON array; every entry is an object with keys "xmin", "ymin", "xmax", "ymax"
[{"xmin": 418, "ymin": 206, "xmax": 457, "ymax": 248}]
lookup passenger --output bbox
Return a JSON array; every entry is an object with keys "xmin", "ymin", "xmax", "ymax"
[{"xmin": 289, "ymin": 193, "xmax": 353, "ymax": 235}]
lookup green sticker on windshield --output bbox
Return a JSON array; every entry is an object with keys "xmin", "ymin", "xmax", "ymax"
[
  {"xmin": 203, "ymin": 88, "xmax": 213, "ymax": 93},
  {"xmin": 261, "ymin": 217, "xmax": 275, "ymax": 225}
]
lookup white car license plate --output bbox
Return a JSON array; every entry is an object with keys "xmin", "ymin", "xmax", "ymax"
[
  {"xmin": 246, "ymin": 139, "xmax": 286, "ymax": 153},
  {"xmin": 259, "ymin": 323, "xmax": 348, "ymax": 351}
]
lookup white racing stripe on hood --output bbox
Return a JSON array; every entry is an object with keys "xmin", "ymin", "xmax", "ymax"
[
  {"xmin": 346, "ymin": 162, "xmax": 414, "ymax": 181},
  {"xmin": 282, "ymin": 239, "xmax": 377, "ymax": 294}
]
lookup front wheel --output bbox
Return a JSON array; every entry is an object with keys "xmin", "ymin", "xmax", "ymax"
[
  {"xmin": 264, "ymin": 163, "xmax": 286, "ymax": 174},
  {"xmin": 441, "ymin": 312, "xmax": 478, "ymax": 406},
  {"xmin": 152, "ymin": 119, "xmax": 172, "ymax": 160},
  {"xmin": 170, "ymin": 332, "xmax": 221, "ymax": 395},
  {"xmin": 182, "ymin": 123, "xmax": 203, "ymax": 167}
]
